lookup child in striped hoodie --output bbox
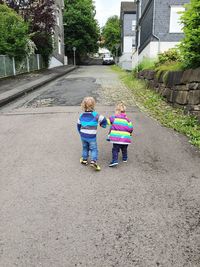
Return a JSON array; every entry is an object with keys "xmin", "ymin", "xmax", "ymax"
[
  {"xmin": 77, "ymin": 97, "xmax": 107, "ymax": 171},
  {"xmin": 107, "ymin": 103, "xmax": 133, "ymax": 167}
]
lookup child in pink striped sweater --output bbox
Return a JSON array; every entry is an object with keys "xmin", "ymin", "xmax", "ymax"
[{"xmin": 107, "ymin": 103, "xmax": 133, "ymax": 167}]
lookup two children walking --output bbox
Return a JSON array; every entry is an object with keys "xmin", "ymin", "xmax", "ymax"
[{"xmin": 77, "ymin": 97, "xmax": 133, "ymax": 171}]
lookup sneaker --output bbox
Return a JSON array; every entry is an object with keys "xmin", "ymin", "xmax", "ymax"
[
  {"xmin": 80, "ymin": 157, "xmax": 88, "ymax": 165},
  {"xmin": 123, "ymin": 160, "xmax": 127, "ymax": 163},
  {"xmin": 90, "ymin": 161, "xmax": 101, "ymax": 171},
  {"xmin": 109, "ymin": 161, "xmax": 118, "ymax": 167}
]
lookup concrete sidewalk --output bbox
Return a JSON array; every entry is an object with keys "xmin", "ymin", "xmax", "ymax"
[{"xmin": 0, "ymin": 65, "xmax": 76, "ymax": 107}]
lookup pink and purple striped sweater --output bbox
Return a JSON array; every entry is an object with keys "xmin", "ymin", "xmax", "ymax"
[{"xmin": 107, "ymin": 113, "xmax": 133, "ymax": 144}]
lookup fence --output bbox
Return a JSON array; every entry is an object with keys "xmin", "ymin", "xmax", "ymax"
[{"xmin": 0, "ymin": 54, "xmax": 45, "ymax": 79}]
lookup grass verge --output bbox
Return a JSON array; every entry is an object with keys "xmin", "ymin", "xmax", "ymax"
[{"xmin": 111, "ymin": 65, "xmax": 200, "ymax": 148}]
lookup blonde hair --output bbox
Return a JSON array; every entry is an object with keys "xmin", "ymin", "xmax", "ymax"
[
  {"xmin": 115, "ymin": 102, "xmax": 126, "ymax": 114},
  {"xmin": 81, "ymin": 97, "xmax": 96, "ymax": 111}
]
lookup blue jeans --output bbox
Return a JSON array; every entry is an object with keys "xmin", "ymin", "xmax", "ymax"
[
  {"xmin": 81, "ymin": 140, "xmax": 98, "ymax": 162},
  {"xmin": 112, "ymin": 144, "xmax": 128, "ymax": 162}
]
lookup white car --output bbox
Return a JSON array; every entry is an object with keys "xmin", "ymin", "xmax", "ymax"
[{"xmin": 102, "ymin": 55, "xmax": 114, "ymax": 65}]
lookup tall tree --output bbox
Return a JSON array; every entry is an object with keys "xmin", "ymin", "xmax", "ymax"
[
  {"xmin": 102, "ymin": 15, "xmax": 121, "ymax": 56},
  {"xmin": 179, "ymin": 0, "xmax": 200, "ymax": 68},
  {"xmin": 29, "ymin": 0, "xmax": 56, "ymax": 66},
  {"xmin": 0, "ymin": 4, "xmax": 29, "ymax": 59},
  {"xmin": 2, "ymin": 0, "xmax": 56, "ymax": 66},
  {"xmin": 63, "ymin": 0, "xmax": 99, "ymax": 61}
]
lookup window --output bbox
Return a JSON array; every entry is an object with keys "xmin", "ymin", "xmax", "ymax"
[
  {"xmin": 169, "ymin": 6, "xmax": 185, "ymax": 33},
  {"xmin": 132, "ymin": 20, "xmax": 136, "ymax": 31}
]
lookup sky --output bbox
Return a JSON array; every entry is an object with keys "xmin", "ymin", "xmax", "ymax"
[{"xmin": 95, "ymin": 0, "xmax": 130, "ymax": 27}]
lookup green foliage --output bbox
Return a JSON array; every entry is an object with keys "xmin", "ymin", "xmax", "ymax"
[
  {"xmin": 31, "ymin": 32, "xmax": 53, "ymax": 67},
  {"xmin": 112, "ymin": 66, "xmax": 200, "ymax": 148},
  {"xmin": 0, "ymin": 4, "xmax": 29, "ymax": 60},
  {"xmin": 155, "ymin": 62, "xmax": 184, "ymax": 72},
  {"xmin": 64, "ymin": 0, "xmax": 99, "ymax": 59},
  {"xmin": 1, "ymin": 1, "xmax": 55, "ymax": 66},
  {"xmin": 132, "ymin": 57, "xmax": 155, "ymax": 76},
  {"xmin": 102, "ymin": 15, "xmax": 121, "ymax": 55},
  {"xmin": 155, "ymin": 62, "xmax": 184, "ymax": 84},
  {"xmin": 156, "ymin": 48, "xmax": 182, "ymax": 66},
  {"xmin": 179, "ymin": 0, "xmax": 200, "ymax": 68}
]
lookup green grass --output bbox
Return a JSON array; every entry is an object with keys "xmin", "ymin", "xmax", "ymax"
[
  {"xmin": 155, "ymin": 62, "xmax": 184, "ymax": 72},
  {"xmin": 132, "ymin": 58, "xmax": 156, "ymax": 74},
  {"xmin": 111, "ymin": 66, "xmax": 200, "ymax": 148}
]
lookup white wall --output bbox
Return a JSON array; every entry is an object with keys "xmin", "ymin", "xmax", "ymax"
[
  {"xmin": 159, "ymin": 42, "xmax": 180, "ymax": 53},
  {"xmin": 123, "ymin": 37, "xmax": 133, "ymax": 53},
  {"xmin": 132, "ymin": 41, "xmax": 180, "ymax": 68},
  {"xmin": 48, "ymin": 56, "xmax": 63, "ymax": 69}
]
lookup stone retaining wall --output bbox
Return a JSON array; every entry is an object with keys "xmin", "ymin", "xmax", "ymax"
[{"xmin": 138, "ymin": 68, "xmax": 200, "ymax": 120}]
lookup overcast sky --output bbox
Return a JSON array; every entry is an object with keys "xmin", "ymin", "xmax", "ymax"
[{"xmin": 95, "ymin": 0, "xmax": 131, "ymax": 27}]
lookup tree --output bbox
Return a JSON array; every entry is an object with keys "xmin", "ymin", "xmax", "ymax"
[
  {"xmin": 29, "ymin": 0, "xmax": 56, "ymax": 66},
  {"xmin": 102, "ymin": 15, "xmax": 121, "ymax": 56},
  {"xmin": 179, "ymin": 0, "xmax": 200, "ymax": 68},
  {"xmin": 0, "ymin": 4, "xmax": 29, "ymax": 59},
  {"xmin": 63, "ymin": 0, "xmax": 99, "ymax": 61},
  {"xmin": 0, "ymin": 0, "xmax": 31, "ymax": 13},
  {"xmin": 2, "ymin": 0, "xmax": 56, "ymax": 66}
]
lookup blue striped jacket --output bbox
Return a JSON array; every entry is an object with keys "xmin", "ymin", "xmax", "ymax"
[{"xmin": 77, "ymin": 111, "xmax": 107, "ymax": 141}]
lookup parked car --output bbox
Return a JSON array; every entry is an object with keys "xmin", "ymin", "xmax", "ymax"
[{"xmin": 102, "ymin": 54, "xmax": 114, "ymax": 65}]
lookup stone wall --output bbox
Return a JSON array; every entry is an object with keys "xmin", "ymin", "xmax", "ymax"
[{"xmin": 138, "ymin": 68, "xmax": 200, "ymax": 120}]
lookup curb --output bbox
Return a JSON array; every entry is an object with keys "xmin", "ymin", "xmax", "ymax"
[{"xmin": 0, "ymin": 66, "xmax": 76, "ymax": 107}]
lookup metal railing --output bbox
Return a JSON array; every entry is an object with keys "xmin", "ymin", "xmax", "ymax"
[{"xmin": 0, "ymin": 54, "xmax": 45, "ymax": 79}]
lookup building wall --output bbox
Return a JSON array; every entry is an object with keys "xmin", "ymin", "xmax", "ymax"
[
  {"xmin": 123, "ymin": 13, "xmax": 136, "ymax": 36},
  {"xmin": 137, "ymin": 0, "xmax": 189, "ymax": 56},
  {"xmin": 141, "ymin": 0, "xmax": 152, "ymax": 14},
  {"xmin": 154, "ymin": 0, "xmax": 189, "ymax": 42},
  {"xmin": 123, "ymin": 37, "xmax": 133, "ymax": 53},
  {"xmin": 122, "ymin": 13, "xmax": 136, "ymax": 53},
  {"xmin": 132, "ymin": 41, "xmax": 180, "ymax": 68},
  {"xmin": 139, "ymin": 0, "xmax": 154, "ymax": 53},
  {"xmin": 51, "ymin": 0, "xmax": 65, "ymax": 66},
  {"xmin": 139, "ymin": 41, "xmax": 180, "ymax": 60}
]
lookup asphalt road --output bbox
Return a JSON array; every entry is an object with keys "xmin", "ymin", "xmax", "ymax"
[{"xmin": 0, "ymin": 66, "xmax": 200, "ymax": 267}]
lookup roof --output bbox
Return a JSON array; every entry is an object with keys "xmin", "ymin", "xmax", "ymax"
[{"xmin": 120, "ymin": 1, "xmax": 137, "ymax": 13}]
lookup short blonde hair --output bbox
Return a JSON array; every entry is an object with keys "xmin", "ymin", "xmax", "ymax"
[
  {"xmin": 81, "ymin": 96, "xmax": 96, "ymax": 111},
  {"xmin": 115, "ymin": 102, "xmax": 126, "ymax": 114}
]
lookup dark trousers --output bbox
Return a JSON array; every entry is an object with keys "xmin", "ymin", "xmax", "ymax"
[{"xmin": 112, "ymin": 144, "xmax": 128, "ymax": 162}]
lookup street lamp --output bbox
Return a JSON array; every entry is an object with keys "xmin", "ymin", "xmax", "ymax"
[{"xmin": 73, "ymin": 46, "xmax": 76, "ymax": 66}]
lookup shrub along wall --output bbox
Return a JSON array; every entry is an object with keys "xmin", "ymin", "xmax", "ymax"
[{"xmin": 138, "ymin": 68, "xmax": 200, "ymax": 121}]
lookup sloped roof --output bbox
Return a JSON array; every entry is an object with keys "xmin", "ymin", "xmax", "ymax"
[{"xmin": 121, "ymin": 1, "xmax": 137, "ymax": 13}]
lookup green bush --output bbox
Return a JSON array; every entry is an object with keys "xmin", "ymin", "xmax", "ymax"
[
  {"xmin": 32, "ymin": 32, "xmax": 53, "ymax": 67},
  {"xmin": 0, "ymin": 4, "xmax": 29, "ymax": 60},
  {"xmin": 132, "ymin": 57, "xmax": 155, "ymax": 75},
  {"xmin": 179, "ymin": 0, "xmax": 200, "ymax": 68},
  {"xmin": 155, "ymin": 48, "xmax": 182, "ymax": 67}
]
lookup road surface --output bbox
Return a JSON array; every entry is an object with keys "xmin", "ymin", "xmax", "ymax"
[{"xmin": 0, "ymin": 66, "xmax": 200, "ymax": 267}]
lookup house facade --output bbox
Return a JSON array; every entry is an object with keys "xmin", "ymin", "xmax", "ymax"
[
  {"xmin": 132, "ymin": 0, "xmax": 189, "ymax": 67},
  {"xmin": 119, "ymin": 1, "xmax": 137, "ymax": 70},
  {"xmin": 49, "ymin": 0, "xmax": 65, "ymax": 68}
]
